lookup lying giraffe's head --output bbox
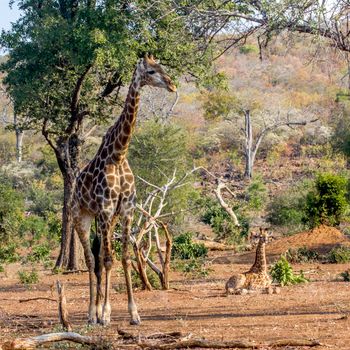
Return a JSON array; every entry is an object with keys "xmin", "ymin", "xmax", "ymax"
[
  {"xmin": 140, "ymin": 54, "xmax": 177, "ymax": 92},
  {"xmin": 250, "ymin": 227, "xmax": 273, "ymax": 246}
]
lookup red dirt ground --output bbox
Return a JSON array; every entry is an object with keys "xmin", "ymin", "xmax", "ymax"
[{"xmin": 1, "ymin": 226, "xmax": 350, "ymax": 349}]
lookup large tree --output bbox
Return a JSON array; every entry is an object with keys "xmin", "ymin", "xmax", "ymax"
[{"xmin": 0, "ymin": 0, "xmax": 220, "ymax": 270}]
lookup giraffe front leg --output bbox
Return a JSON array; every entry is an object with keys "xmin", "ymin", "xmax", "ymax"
[{"xmin": 122, "ymin": 215, "xmax": 141, "ymax": 325}]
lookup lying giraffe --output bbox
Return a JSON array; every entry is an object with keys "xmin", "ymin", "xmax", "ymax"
[{"xmin": 225, "ymin": 228, "xmax": 279, "ymax": 295}]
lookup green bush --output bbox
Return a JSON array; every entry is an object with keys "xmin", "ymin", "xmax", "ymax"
[
  {"xmin": 131, "ymin": 269, "xmax": 160, "ymax": 290},
  {"xmin": 18, "ymin": 270, "xmax": 39, "ymax": 285},
  {"xmin": 174, "ymin": 258, "xmax": 211, "ymax": 278},
  {"xmin": 19, "ymin": 215, "xmax": 47, "ymax": 242},
  {"xmin": 0, "ymin": 181, "xmax": 24, "ymax": 242},
  {"xmin": 239, "ymin": 44, "xmax": 259, "ymax": 55},
  {"xmin": 327, "ymin": 246, "xmax": 350, "ymax": 263},
  {"xmin": 171, "ymin": 232, "xmax": 208, "ymax": 260},
  {"xmin": 0, "ymin": 265, "xmax": 4, "ymax": 273},
  {"xmin": 202, "ymin": 90, "xmax": 239, "ymax": 120},
  {"xmin": 0, "ymin": 243, "xmax": 20, "ymax": 263},
  {"xmin": 267, "ymin": 180, "xmax": 310, "ymax": 233},
  {"xmin": 270, "ymin": 255, "xmax": 308, "ymax": 286},
  {"xmin": 304, "ymin": 173, "xmax": 348, "ymax": 227},
  {"xmin": 286, "ymin": 247, "xmax": 320, "ymax": 263},
  {"xmin": 27, "ymin": 244, "xmax": 51, "ymax": 263},
  {"xmin": 201, "ymin": 197, "xmax": 249, "ymax": 243},
  {"xmin": 340, "ymin": 270, "xmax": 350, "ymax": 281},
  {"xmin": 245, "ymin": 175, "xmax": 267, "ymax": 211}
]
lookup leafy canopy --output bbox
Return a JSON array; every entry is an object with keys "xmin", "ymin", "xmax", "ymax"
[{"xmin": 1, "ymin": 0, "xmax": 217, "ymax": 138}]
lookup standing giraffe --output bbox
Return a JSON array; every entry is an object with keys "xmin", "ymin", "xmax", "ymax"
[
  {"xmin": 72, "ymin": 55, "xmax": 176, "ymax": 326},
  {"xmin": 225, "ymin": 228, "xmax": 274, "ymax": 295}
]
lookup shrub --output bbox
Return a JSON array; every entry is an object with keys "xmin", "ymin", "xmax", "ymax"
[
  {"xmin": 27, "ymin": 244, "xmax": 51, "ymax": 263},
  {"xmin": 0, "ymin": 243, "xmax": 20, "ymax": 263},
  {"xmin": 286, "ymin": 247, "xmax": 320, "ymax": 263},
  {"xmin": 131, "ymin": 269, "xmax": 160, "ymax": 290},
  {"xmin": 239, "ymin": 44, "xmax": 259, "ymax": 55},
  {"xmin": 18, "ymin": 270, "xmax": 39, "ymax": 285},
  {"xmin": 19, "ymin": 215, "xmax": 47, "ymax": 242},
  {"xmin": 304, "ymin": 173, "xmax": 348, "ymax": 227},
  {"xmin": 0, "ymin": 265, "xmax": 4, "ymax": 272},
  {"xmin": 267, "ymin": 180, "xmax": 311, "ymax": 234},
  {"xmin": 340, "ymin": 270, "xmax": 350, "ymax": 281},
  {"xmin": 270, "ymin": 256, "xmax": 308, "ymax": 286},
  {"xmin": 0, "ymin": 181, "xmax": 24, "ymax": 242},
  {"xmin": 171, "ymin": 232, "xmax": 208, "ymax": 260},
  {"xmin": 327, "ymin": 246, "xmax": 350, "ymax": 263},
  {"xmin": 202, "ymin": 90, "xmax": 239, "ymax": 120},
  {"xmin": 174, "ymin": 258, "xmax": 211, "ymax": 278},
  {"xmin": 201, "ymin": 197, "xmax": 249, "ymax": 243},
  {"xmin": 245, "ymin": 175, "xmax": 267, "ymax": 211}
]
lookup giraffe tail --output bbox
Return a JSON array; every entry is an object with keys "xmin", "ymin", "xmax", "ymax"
[{"xmin": 91, "ymin": 233, "xmax": 100, "ymax": 275}]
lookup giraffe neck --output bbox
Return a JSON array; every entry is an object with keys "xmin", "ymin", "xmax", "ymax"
[
  {"xmin": 105, "ymin": 63, "xmax": 142, "ymax": 163},
  {"xmin": 249, "ymin": 240, "xmax": 266, "ymax": 273}
]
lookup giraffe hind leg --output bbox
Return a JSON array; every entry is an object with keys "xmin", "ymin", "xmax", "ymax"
[
  {"xmin": 74, "ymin": 213, "xmax": 96, "ymax": 324},
  {"xmin": 92, "ymin": 232, "xmax": 103, "ymax": 323}
]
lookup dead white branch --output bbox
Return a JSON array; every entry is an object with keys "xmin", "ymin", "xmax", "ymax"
[
  {"xmin": 0, "ymin": 332, "xmax": 101, "ymax": 350},
  {"xmin": 214, "ymin": 181, "xmax": 239, "ymax": 227}
]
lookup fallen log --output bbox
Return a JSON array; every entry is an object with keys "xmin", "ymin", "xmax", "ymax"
[
  {"xmin": 137, "ymin": 338, "xmax": 322, "ymax": 349},
  {"xmin": 0, "ymin": 332, "xmax": 101, "ymax": 350},
  {"xmin": 19, "ymin": 298, "xmax": 56, "ymax": 303}
]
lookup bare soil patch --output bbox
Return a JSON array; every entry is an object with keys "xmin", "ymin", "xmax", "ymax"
[{"xmin": 1, "ymin": 227, "xmax": 350, "ymax": 349}]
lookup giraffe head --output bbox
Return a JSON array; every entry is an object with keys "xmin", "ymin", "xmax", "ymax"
[
  {"xmin": 139, "ymin": 54, "xmax": 177, "ymax": 92},
  {"xmin": 250, "ymin": 227, "xmax": 273, "ymax": 246}
]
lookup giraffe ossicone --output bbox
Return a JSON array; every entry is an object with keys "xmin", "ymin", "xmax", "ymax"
[{"xmin": 72, "ymin": 55, "xmax": 176, "ymax": 326}]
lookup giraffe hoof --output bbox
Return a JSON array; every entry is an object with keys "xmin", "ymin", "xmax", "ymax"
[
  {"xmin": 130, "ymin": 317, "xmax": 141, "ymax": 326},
  {"xmin": 88, "ymin": 318, "xmax": 98, "ymax": 325}
]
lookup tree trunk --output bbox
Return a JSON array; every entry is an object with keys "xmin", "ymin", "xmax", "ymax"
[
  {"xmin": 14, "ymin": 113, "xmax": 23, "ymax": 163},
  {"xmin": 55, "ymin": 136, "xmax": 85, "ymax": 270},
  {"xmin": 243, "ymin": 110, "xmax": 253, "ymax": 179}
]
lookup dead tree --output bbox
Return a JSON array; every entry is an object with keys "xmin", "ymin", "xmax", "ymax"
[
  {"xmin": 1, "ymin": 103, "xmax": 24, "ymax": 163},
  {"xmin": 118, "ymin": 168, "xmax": 198, "ymax": 290},
  {"xmin": 241, "ymin": 110, "xmax": 318, "ymax": 179}
]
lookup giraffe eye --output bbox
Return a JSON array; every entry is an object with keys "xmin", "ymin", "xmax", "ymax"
[{"xmin": 148, "ymin": 70, "xmax": 156, "ymax": 75}]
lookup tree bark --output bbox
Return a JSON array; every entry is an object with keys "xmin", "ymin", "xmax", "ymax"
[
  {"xmin": 243, "ymin": 110, "xmax": 253, "ymax": 179},
  {"xmin": 54, "ymin": 136, "xmax": 85, "ymax": 270}
]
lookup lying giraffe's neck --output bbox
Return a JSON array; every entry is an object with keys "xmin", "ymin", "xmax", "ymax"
[{"xmin": 249, "ymin": 240, "xmax": 267, "ymax": 273}]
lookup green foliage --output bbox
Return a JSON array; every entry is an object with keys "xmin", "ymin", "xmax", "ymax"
[
  {"xmin": 332, "ymin": 109, "xmax": 350, "ymax": 158},
  {"xmin": 286, "ymin": 247, "xmax": 320, "ymax": 263},
  {"xmin": 18, "ymin": 270, "xmax": 39, "ymax": 285},
  {"xmin": 304, "ymin": 173, "xmax": 348, "ymax": 227},
  {"xmin": 27, "ymin": 182, "xmax": 57, "ymax": 217},
  {"xmin": 129, "ymin": 120, "xmax": 193, "ymax": 223},
  {"xmin": 239, "ymin": 44, "xmax": 259, "ymax": 55},
  {"xmin": 0, "ymin": 180, "xmax": 24, "ymax": 242},
  {"xmin": 0, "ymin": 243, "xmax": 20, "ymax": 263},
  {"xmin": 245, "ymin": 175, "xmax": 267, "ymax": 210},
  {"xmin": 26, "ymin": 244, "xmax": 51, "ymax": 263},
  {"xmin": 340, "ymin": 270, "xmax": 350, "ymax": 281},
  {"xmin": 267, "ymin": 180, "xmax": 312, "ymax": 233},
  {"xmin": 174, "ymin": 258, "xmax": 211, "ymax": 278},
  {"xmin": 0, "ymin": 265, "xmax": 4, "ymax": 273},
  {"xmin": 171, "ymin": 232, "xmax": 208, "ymax": 260},
  {"xmin": 327, "ymin": 246, "xmax": 350, "ymax": 263},
  {"xmin": 202, "ymin": 90, "xmax": 239, "ymax": 120},
  {"xmin": 1, "ymin": 0, "xmax": 217, "ymax": 140},
  {"xmin": 19, "ymin": 215, "xmax": 47, "ymax": 241},
  {"xmin": 200, "ymin": 197, "xmax": 249, "ymax": 244},
  {"xmin": 131, "ymin": 269, "xmax": 160, "ymax": 290},
  {"xmin": 113, "ymin": 240, "xmax": 122, "ymax": 261},
  {"xmin": 270, "ymin": 255, "xmax": 308, "ymax": 286}
]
